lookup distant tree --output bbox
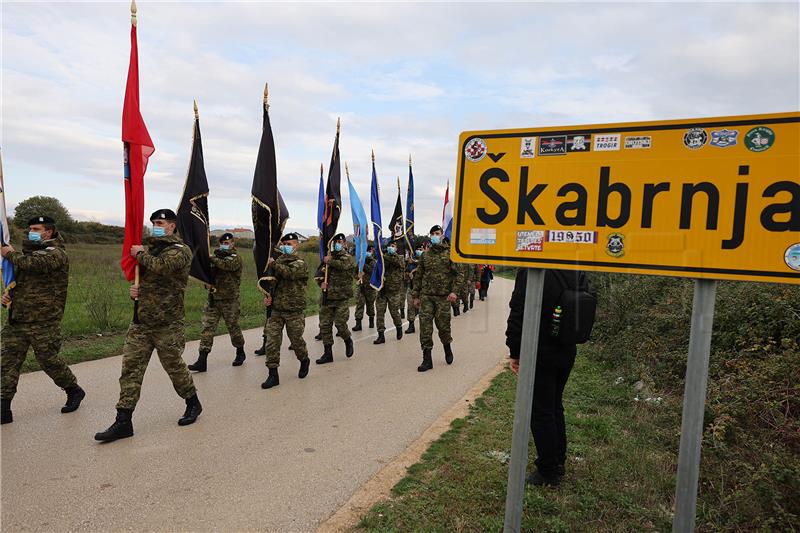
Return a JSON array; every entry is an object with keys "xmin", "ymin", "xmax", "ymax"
[{"xmin": 13, "ymin": 196, "xmax": 75, "ymax": 231}]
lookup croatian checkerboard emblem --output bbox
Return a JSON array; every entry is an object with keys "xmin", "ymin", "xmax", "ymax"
[{"xmin": 464, "ymin": 138, "xmax": 487, "ymax": 162}]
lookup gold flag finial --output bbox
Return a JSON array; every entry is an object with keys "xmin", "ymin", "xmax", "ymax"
[
  {"xmin": 263, "ymin": 83, "xmax": 269, "ymax": 111},
  {"xmin": 131, "ymin": 0, "xmax": 137, "ymax": 26},
  {"xmin": 336, "ymin": 117, "xmax": 341, "ymax": 135},
  {"xmin": 371, "ymin": 149, "xmax": 375, "ymax": 163},
  {"xmin": 193, "ymin": 100, "xmax": 199, "ymax": 119},
  {"xmin": 320, "ymin": 162, "xmax": 323, "ymax": 175},
  {"xmin": 345, "ymin": 162, "xmax": 350, "ymax": 180},
  {"xmin": 397, "ymin": 176, "xmax": 401, "ymax": 191}
]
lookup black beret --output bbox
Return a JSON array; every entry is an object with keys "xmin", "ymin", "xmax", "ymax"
[
  {"xmin": 281, "ymin": 232, "xmax": 299, "ymax": 242},
  {"xmin": 219, "ymin": 233, "xmax": 234, "ymax": 242},
  {"xmin": 28, "ymin": 215, "xmax": 55, "ymax": 225},
  {"xmin": 415, "ymin": 242, "xmax": 425, "ymax": 250},
  {"xmin": 150, "ymin": 209, "xmax": 177, "ymax": 222},
  {"xmin": 429, "ymin": 224, "xmax": 443, "ymax": 234},
  {"xmin": 333, "ymin": 233, "xmax": 346, "ymax": 241}
]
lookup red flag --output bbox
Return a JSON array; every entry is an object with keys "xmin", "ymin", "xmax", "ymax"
[{"xmin": 120, "ymin": 23, "xmax": 154, "ymax": 282}]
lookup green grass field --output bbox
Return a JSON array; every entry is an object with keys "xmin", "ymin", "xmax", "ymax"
[{"xmin": 2, "ymin": 243, "xmax": 325, "ymax": 372}]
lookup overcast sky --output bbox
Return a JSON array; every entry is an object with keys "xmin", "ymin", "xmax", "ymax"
[{"xmin": 2, "ymin": 1, "xmax": 798, "ymax": 235}]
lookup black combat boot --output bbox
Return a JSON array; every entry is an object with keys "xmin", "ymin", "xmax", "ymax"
[
  {"xmin": 178, "ymin": 394, "xmax": 202, "ymax": 426},
  {"xmin": 94, "ymin": 409, "xmax": 134, "ymax": 442},
  {"xmin": 396, "ymin": 327, "xmax": 403, "ymax": 340},
  {"xmin": 463, "ymin": 301, "xmax": 469, "ymax": 313},
  {"xmin": 352, "ymin": 319, "xmax": 363, "ymax": 331},
  {"xmin": 314, "ymin": 332, "xmax": 323, "ymax": 341},
  {"xmin": 368, "ymin": 316, "xmax": 375, "ymax": 329},
  {"xmin": 61, "ymin": 385, "xmax": 86, "ymax": 413},
  {"xmin": 232, "ymin": 346, "xmax": 246, "ymax": 367},
  {"xmin": 469, "ymin": 294, "xmax": 474, "ymax": 309},
  {"xmin": 261, "ymin": 368, "xmax": 280, "ymax": 389},
  {"xmin": 188, "ymin": 350, "xmax": 209, "ymax": 372},
  {"xmin": 526, "ymin": 470, "xmax": 561, "ymax": 487},
  {"xmin": 254, "ymin": 336, "xmax": 267, "ymax": 356},
  {"xmin": 373, "ymin": 331, "xmax": 386, "ymax": 345},
  {"xmin": 444, "ymin": 343, "xmax": 454, "ymax": 365},
  {"xmin": 1, "ymin": 399, "xmax": 12, "ymax": 425},
  {"xmin": 289, "ymin": 345, "xmax": 295, "ymax": 351},
  {"xmin": 452, "ymin": 304, "xmax": 460, "ymax": 317},
  {"xmin": 345, "ymin": 337, "xmax": 354, "ymax": 358},
  {"xmin": 417, "ymin": 349, "xmax": 433, "ymax": 372},
  {"xmin": 405, "ymin": 321, "xmax": 416, "ymax": 334},
  {"xmin": 299, "ymin": 358, "xmax": 310, "ymax": 379},
  {"xmin": 316, "ymin": 344, "xmax": 334, "ymax": 364}
]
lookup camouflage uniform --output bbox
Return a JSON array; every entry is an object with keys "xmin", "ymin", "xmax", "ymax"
[
  {"xmin": 467, "ymin": 264, "xmax": 478, "ymax": 305},
  {"xmin": 354, "ymin": 254, "xmax": 377, "ymax": 321},
  {"xmin": 376, "ymin": 252, "xmax": 404, "ymax": 332},
  {"xmin": 412, "ymin": 241, "xmax": 464, "ymax": 350},
  {"xmin": 405, "ymin": 257, "xmax": 418, "ymax": 323},
  {"xmin": 458, "ymin": 263, "xmax": 472, "ymax": 308},
  {"xmin": 1, "ymin": 234, "xmax": 77, "ymax": 401},
  {"xmin": 199, "ymin": 248, "xmax": 244, "ymax": 352},
  {"xmin": 262, "ymin": 253, "xmax": 309, "ymax": 368},
  {"xmin": 117, "ymin": 234, "xmax": 196, "ymax": 411},
  {"xmin": 319, "ymin": 249, "xmax": 355, "ymax": 345}
]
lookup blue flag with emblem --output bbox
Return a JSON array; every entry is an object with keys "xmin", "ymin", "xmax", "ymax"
[
  {"xmin": 0, "ymin": 150, "xmax": 14, "ymax": 308},
  {"xmin": 347, "ymin": 169, "xmax": 368, "ymax": 273},
  {"xmin": 317, "ymin": 163, "xmax": 325, "ymax": 263},
  {"xmin": 369, "ymin": 152, "xmax": 384, "ymax": 290},
  {"xmin": 404, "ymin": 155, "xmax": 414, "ymax": 251}
]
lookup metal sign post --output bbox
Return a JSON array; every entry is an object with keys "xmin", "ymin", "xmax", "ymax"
[
  {"xmin": 503, "ymin": 268, "xmax": 545, "ymax": 533},
  {"xmin": 673, "ymin": 279, "xmax": 717, "ymax": 532}
]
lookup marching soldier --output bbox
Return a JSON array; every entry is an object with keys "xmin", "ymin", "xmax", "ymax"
[
  {"xmin": 260, "ymin": 233, "xmax": 310, "ymax": 389},
  {"xmin": 0, "ymin": 216, "xmax": 85, "ymax": 424},
  {"xmin": 352, "ymin": 244, "xmax": 377, "ymax": 331},
  {"xmin": 188, "ymin": 233, "xmax": 245, "ymax": 372},
  {"xmin": 467, "ymin": 264, "xmax": 479, "ymax": 309},
  {"xmin": 412, "ymin": 225, "xmax": 463, "ymax": 372},
  {"xmin": 374, "ymin": 239, "xmax": 404, "ymax": 344},
  {"xmin": 404, "ymin": 242, "xmax": 424, "ymax": 334},
  {"xmin": 458, "ymin": 263, "xmax": 472, "ymax": 314},
  {"xmin": 95, "ymin": 209, "xmax": 201, "ymax": 442},
  {"xmin": 316, "ymin": 233, "xmax": 355, "ymax": 364}
]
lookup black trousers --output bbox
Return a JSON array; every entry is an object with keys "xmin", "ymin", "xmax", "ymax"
[{"xmin": 530, "ymin": 347, "xmax": 576, "ymax": 477}]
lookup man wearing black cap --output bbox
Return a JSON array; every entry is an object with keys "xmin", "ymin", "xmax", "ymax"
[
  {"xmin": 259, "ymin": 233, "xmax": 310, "ymax": 389},
  {"xmin": 95, "ymin": 209, "xmax": 201, "ymax": 442},
  {"xmin": 188, "ymin": 233, "xmax": 245, "ymax": 372},
  {"xmin": 352, "ymin": 244, "xmax": 377, "ymax": 332},
  {"xmin": 316, "ymin": 233, "xmax": 355, "ymax": 364},
  {"xmin": 1, "ymin": 216, "xmax": 85, "ymax": 424},
  {"xmin": 412, "ymin": 225, "xmax": 463, "ymax": 372}
]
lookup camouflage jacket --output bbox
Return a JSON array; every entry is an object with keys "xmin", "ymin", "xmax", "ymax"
[
  {"xmin": 210, "ymin": 248, "xmax": 242, "ymax": 301},
  {"xmin": 358, "ymin": 255, "xmax": 375, "ymax": 280},
  {"xmin": 265, "ymin": 253, "xmax": 308, "ymax": 313},
  {"xmin": 405, "ymin": 256, "xmax": 418, "ymax": 284},
  {"xmin": 136, "ymin": 233, "xmax": 192, "ymax": 326},
  {"xmin": 324, "ymin": 249, "xmax": 355, "ymax": 301},
  {"xmin": 462, "ymin": 263, "xmax": 475, "ymax": 284},
  {"xmin": 412, "ymin": 242, "xmax": 463, "ymax": 298},
  {"xmin": 7, "ymin": 233, "xmax": 69, "ymax": 324},
  {"xmin": 381, "ymin": 253, "xmax": 405, "ymax": 293}
]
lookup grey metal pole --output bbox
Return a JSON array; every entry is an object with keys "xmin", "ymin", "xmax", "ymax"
[
  {"xmin": 503, "ymin": 268, "xmax": 546, "ymax": 533},
  {"xmin": 673, "ymin": 278, "xmax": 717, "ymax": 533}
]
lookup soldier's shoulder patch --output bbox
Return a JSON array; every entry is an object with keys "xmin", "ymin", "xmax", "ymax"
[
  {"xmin": 33, "ymin": 249, "xmax": 49, "ymax": 255},
  {"xmin": 46, "ymin": 246, "xmax": 56, "ymax": 251},
  {"xmin": 173, "ymin": 243, "xmax": 186, "ymax": 248},
  {"xmin": 230, "ymin": 253, "xmax": 238, "ymax": 257}
]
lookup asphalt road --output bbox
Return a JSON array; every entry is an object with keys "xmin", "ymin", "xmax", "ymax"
[{"xmin": 1, "ymin": 278, "xmax": 511, "ymax": 532}]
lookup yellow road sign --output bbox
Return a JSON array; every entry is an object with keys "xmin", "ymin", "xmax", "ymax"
[{"xmin": 453, "ymin": 112, "xmax": 800, "ymax": 284}]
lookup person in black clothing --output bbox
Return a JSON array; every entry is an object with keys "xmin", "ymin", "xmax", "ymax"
[
  {"xmin": 505, "ymin": 268, "xmax": 586, "ymax": 487},
  {"xmin": 479, "ymin": 265, "xmax": 493, "ymax": 300}
]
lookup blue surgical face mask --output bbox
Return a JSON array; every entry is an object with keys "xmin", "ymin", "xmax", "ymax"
[
  {"xmin": 28, "ymin": 231, "xmax": 42, "ymax": 242},
  {"xmin": 281, "ymin": 244, "xmax": 294, "ymax": 255},
  {"xmin": 415, "ymin": 249, "xmax": 423, "ymax": 257},
  {"xmin": 430, "ymin": 235, "xmax": 441, "ymax": 245},
  {"xmin": 387, "ymin": 246, "xmax": 396, "ymax": 255},
  {"xmin": 152, "ymin": 226, "xmax": 166, "ymax": 237},
  {"xmin": 220, "ymin": 244, "xmax": 231, "ymax": 251},
  {"xmin": 334, "ymin": 243, "xmax": 343, "ymax": 252},
  {"xmin": 366, "ymin": 251, "xmax": 372, "ymax": 258}
]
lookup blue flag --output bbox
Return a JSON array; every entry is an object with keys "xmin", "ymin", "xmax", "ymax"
[
  {"xmin": 0, "ymin": 153, "xmax": 14, "ymax": 307},
  {"xmin": 369, "ymin": 154, "xmax": 384, "ymax": 290},
  {"xmin": 405, "ymin": 156, "xmax": 414, "ymax": 250},
  {"xmin": 347, "ymin": 176, "xmax": 368, "ymax": 273},
  {"xmin": 317, "ymin": 163, "xmax": 325, "ymax": 263}
]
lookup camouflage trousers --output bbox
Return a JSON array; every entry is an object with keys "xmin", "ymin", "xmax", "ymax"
[
  {"xmin": 116, "ymin": 321, "xmax": 196, "ymax": 411},
  {"xmin": 419, "ymin": 295, "xmax": 453, "ymax": 350},
  {"xmin": 319, "ymin": 300, "xmax": 351, "ymax": 345},
  {"xmin": 265, "ymin": 310, "xmax": 308, "ymax": 369},
  {"xmin": 406, "ymin": 285, "xmax": 417, "ymax": 322},
  {"xmin": 199, "ymin": 298, "xmax": 244, "ymax": 352},
  {"xmin": 468, "ymin": 282, "xmax": 476, "ymax": 302},
  {"xmin": 1, "ymin": 321, "xmax": 77, "ymax": 400},
  {"xmin": 458, "ymin": 284, "xmax": 470, "ymax": 306},
  {"xmin": 354, "ymin": 283, "xmax": 377, "ymax": 320},
  {"xmin": 376, "ymin": 289, "xmax": 403, "ymax": 332},
  {"xmin": 261, "ymin": 306, "xmax": 273, "ymax": 337}
]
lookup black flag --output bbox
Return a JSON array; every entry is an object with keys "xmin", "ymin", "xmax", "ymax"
[
  {"xmin": 176, "ymin": 101, "xmax": 214, "ymax": 285},
  {"xmin": 388, "ymin": 178, "xmax": 405, "ymax": 251},
  {"xmin": 321, "ymin": 119, "xmax": 342, "ymax": 254},
  {"xmin": 251, "ymin": 84, "xmax": 289, "ymax": 292}
]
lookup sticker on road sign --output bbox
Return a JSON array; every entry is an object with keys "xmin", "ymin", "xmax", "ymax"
[
  {"xmin": 605, "ymin": 233, "xmax": 625, "ymax": 257},
  {"xmin": 538, "ymin": 135, "xmax": 566, "ymax": 156},
  {"xmin": 745, "ymin": 126, "xmax": 775, "ymax": 152},
  {"xmin": 710, "ymin": 129, "xmax": 739, "ymax": 148},
  {"xmin": 567, "ymin": 134, "xmax": 591, "ymax": 152},
  {"xmin": 624, "ymin": 136, "xmax": 652, "ymax": 149},
  {"xmin": 464, "ymin": 138, "xmax": 487, "ymax": 162},
  {"xmin": 683, "ymin": 128, "xmax": 708, "ymax": 149},
  {"xmin": 520, "ymin": 137, "xmax": 536, "ymax": 158},
  {"xmin": 547, "ymin": 230, "xmax": 598, "ymax": 244},
  {"xmin": 470, "ymin": 228, "xmax": 496, "ymax": 245},
  {"xmin": 594, "ymin": 134, "xmax": 621, "ymax": 151},
  {"xmin": 785, "ymin": 243, "xmax": 800, "ymax": 272},
  {"xmin": 516, "ymin": 231, "xmax": 544, "ymax": 251}
]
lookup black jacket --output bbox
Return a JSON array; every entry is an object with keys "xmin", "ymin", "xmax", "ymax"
[{"xmin": 505, "ymin": 269, "xmax": 585, "ymax": 359}]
